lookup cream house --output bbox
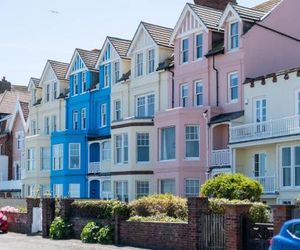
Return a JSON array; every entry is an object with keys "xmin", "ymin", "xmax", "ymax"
[
  {"xmin": 110, "ymin": 22, "xmax": 173, "ymax": 201},
  {"xmin": 23, "ymin": 60, "xmax": 68, "ymax": 197},
  {"xmin": 230, "ymin": 67, "xmax": 300, "ymax": 204}
]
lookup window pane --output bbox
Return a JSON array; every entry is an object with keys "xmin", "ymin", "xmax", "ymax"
[
  {"xmin": 196, "ymin": 34, "xmax": 203, "ymax": 59},
  {"xmin": 137, "ymin": 133, "xmax": 150, "ymax": 162},
  {"xmin": 69, "ymin": 144, "xmax": 80, "ymax": 169},
  {"xmin": 185, "ymin": 179, "xmax": 200, "ymax": 197},
  {"xmin": 161, "ymin": 179, "xmax": 175, "ymax": 195},
  {"xmin": 282, "ymin": 148, "xmax": 291, "ymax": 166},
  {"xmin": 136, "ymin": 181, "xmax": 149, "ymax": 199},
  {"xmin": 185, "ymin": 126, "xmax": 199, "ymax": 158},
  {"xmin": 147, "ymin": 94, "xmax": 155, "ymax": 116},
  {"xmin": 161, "ymin": 127, "xmax": 176, "ymax": 160},
  {"xmin": 283, "ymin": 168, "xmax": 291, "ymax": 187}
]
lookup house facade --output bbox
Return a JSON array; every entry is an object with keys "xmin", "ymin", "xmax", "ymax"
[
  {"xmin": 24, "ymin": 60, "xmax": 68, "ymax": 197},
  {"xmin": 50, "ymin": 49, "xmax": 102, "ymax": 198},
  {"xmin": 109, "ymin": 22, "xmax": 173, "ymax": 202}
]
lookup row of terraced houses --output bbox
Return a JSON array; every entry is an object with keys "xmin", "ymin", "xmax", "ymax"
[{"xmin": 1, "ymin": 0, "xmax": 300, "ymax": 205}]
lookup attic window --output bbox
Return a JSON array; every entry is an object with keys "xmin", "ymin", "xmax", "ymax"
[{"xmin": 229, "ymin": 22, "xmax": 239, "ymax": 50}]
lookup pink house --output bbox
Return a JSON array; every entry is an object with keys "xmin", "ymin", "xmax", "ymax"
[{"xmin": 153, "ymin": 0, "xmax": 300, "ymax": 197}]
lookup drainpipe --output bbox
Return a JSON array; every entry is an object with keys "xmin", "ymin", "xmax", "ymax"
[
  {"xmin": 167, "ymin": 68, "xmax": 175, "ymax": 108},
  {"xmin": 212, "ymin": 55, "xmax": 219, "ymax": 107},
  {"xmin": 203, "ymin": 110, "xmax": 210, "ymax": 180}
]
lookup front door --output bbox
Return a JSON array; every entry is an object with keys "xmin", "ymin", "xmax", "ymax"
[{"xmin": 89, "ymin": 180, "xmax": 100, "ymax": 199}]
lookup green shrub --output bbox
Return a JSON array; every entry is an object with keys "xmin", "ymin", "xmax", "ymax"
[
  {"xmin": 80, "ymin": 222, "xmax": 100, "ymax": 243},
  {"xmin": 97, "ymin": 225, "xmax": 114, "ymax": 244},
  {"xmin": 128, "ymin": 214, "xmax": 186, "ymax": 223},
  {"xmin": 71, "ymin": 200, "xmax": 131, "ymax": 219},
  {"xmin": 201, "ymin": 173, "xmax": 263, "ymax": 201},
  {"xmin": 49, "ymin": 217, "xmax": 73, "ymax": 240},
  {"xmin": 249, "ymin": 202, "xmax": 271, "ymax": 223},
  {"xmin": 129, "ymin": 194, "xmax": 188, "ymax": 220}
]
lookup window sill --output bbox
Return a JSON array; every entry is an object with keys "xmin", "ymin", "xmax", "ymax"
[
  {"xmin": 229, "ymin": 99, "xmax": 238, "ymax": 104},
  {"xmin": 159, "ymin": 159, "xmax": 176, "ymax": 163},
  {"xmin": 184, "ymin": 158, "xmax": 200, "ymax": 161}
]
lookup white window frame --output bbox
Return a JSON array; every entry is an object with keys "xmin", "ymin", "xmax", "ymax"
[
  {"xmin": 73, "ymin": 74, "xmax": 78, "ymax": 96},
  {"xmin": 115, "ymin": 134, "xmax": 128, "ymax": 165},
  {"xmin": 185, "ymin": 125, "xmax": 200, "ymax": 159},
  {"xmin": 253, "ymin": 152, "xmax": 267, "ymax": 177},
  {"xmin": 53, "ymin": 144, "xmax": 63, "ymax": 170},
  {"xmin": 31, "ymin": 120, "xmax": 37, "ymax": 135},
  {"xmin": 114, "ymin": 61, "xmax": 120, "ymax": 84},
  {"xmin": 82, "ymin": 71, "xmax": 87, "ymax": 93},
  {"xmin": 180, "ymin": 84, "xmax": 189, "ymax": 107},
  {"xmin": 69, "ymin": 183, "xmax": 80, "ymax": 198},
  {"xmin": 101, "ymin": 104, "xmax": 107, "ymax": 127},
  {"xmin": 136, "ymin": 132, "xmax": 150, "ymax": 163},
  {"xmin": 69, "ymin": 143, "xmax": 80, "ymax": 169},
  {"xmin": 27, "ymin": 148, "xmax": 35, "ymax": 171},
  {"xmin": 114, "ymin": 100, "xmax": 122, "ymax": 121},
  {"xmin": 53, "ymin": 184, "xmax": 63, "ymax": 198},
  {"xmin": 51, "ymin": 115, "xmax": 57, "ymax": 132},
  {"xmin": 135, "ymin": 52, "xmax": 144, "ymax": 77},
  {"xmin": 160, "ymin": 179, "xmax": 176, "ymax": 195},
  {"xmin": 44, "ymin": 116, "xmax": 50, "ymax": 135},
  {"xmin": 185, "ymin": 179, "xmax": 200, "ymax": 197},
  {"xmin": 160, "ymin": 126, "xmax": 176, "ymax": 161},
  {"xmin": 46, "ymin": 84, "xmax": 50, "ymax": 102},
  {"xmin": 101, "ymin": 140, "xmax": 111, "ymax": 162},
  {"xmin": 228, "ymin": 72, "xmax": 238, "ymax": 103},
  {"xmin": 195, "ymin": 33, "xmax": 203, "ymax": 60},
  {"xmin": 229, "ymin": 21, "xmax": 239, "ymax": 51},
  {"xmin": 81, "ymin": 108, "xmax": 87, "ymax": 130},
  {"xmin": 41, "ymin": 147, "xmax": 51, "ymax": 171},
  {"xmin": 194, "ymin": 81, "xmax": 203, "ymax": 107},
  {"xmin": 136, "ymin": 180, "xmax": 150, "ymax": 199},
  {"xmin": 147, "ymin": 49, "xmax": 155, "ymax": 74},
  {"xmin": 104, "ymin": 64, "xmax": 110, "ymax": 88},
  {"xmin": 52, "ymin": 82, "xmax": 57, "ymax": 101},
  {"xmin": 136, "ymin": 93, "xmax": 155, "ymax": 118},
  {"xmin": 114, "ymin": 181, "xmax": 128, "ymax": 202},
  {"xmin": 73, "ymin": 111, "xmax": 78, "ymax": 130},
  {"xmin": 181, "ymin": 37, "xmax": 189, "ymax": 64}
]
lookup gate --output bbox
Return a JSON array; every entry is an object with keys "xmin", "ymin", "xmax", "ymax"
[
  {"xmin": 32, "ymin": 207, "xmax": 42, "ymax": 233},
  {"xmin": 243, "ymin": 217, "xmax": 273, "ymax": 250},
  {"xmin": 200, "ymin": 213, "xmax": 225, "ymax": 250}
]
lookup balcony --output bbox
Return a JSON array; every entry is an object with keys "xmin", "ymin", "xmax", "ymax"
[
  {"xmin": 88, "ymin": 162, "xmax": 101, "ymax": 174},
  {"xmin": 252, "ymin": 176, "xmax": 276, "ymax": 194},
  {"xmin": 230, "ymin": 115, "xmax": 300, "ymax": 143},
  {"xmin": 0, "ymin": 180, "xmax": 21, "ymax": 191},
  {"xmin": 211, "ymin": 149, "xmax": 231, "ymax": 167}
]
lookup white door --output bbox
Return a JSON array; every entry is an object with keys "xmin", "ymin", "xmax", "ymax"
[
  {"xmin": 32, "ymin": 207, "xmax": 42, "ymax": 233},
  {"xmin": 255, "ymin": 99, "xmax": 267, "ymax": 133}
]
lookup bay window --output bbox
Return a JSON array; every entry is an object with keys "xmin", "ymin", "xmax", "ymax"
[
  {"xmin": 185, "ymin": 125, "xmax": 200, "ymax": 159},
  {"xmin": 160, "ymin": 179, "xmax": 175, "ymax": 195},
  {"xmin": 185, "ymin": 179, "xmax": 200, "ymax": 197},
  {"xmin": 136, "ymin": 93, "xmax": 155, "ymax": 117},
  {"xmin": 136, "ymin": 181, "xmax": 150, "ymax": 199},
  {"xmin": 69, "ymin": 143, "xmax": 80, "ymax": 169},
  {"xmin": 41, "ymin": 147, "xmax": 50, "ymax": 170}
]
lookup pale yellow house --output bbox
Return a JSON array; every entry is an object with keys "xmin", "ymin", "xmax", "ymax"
[{"xmin": 230, "ymin": 67, "xmax": 300, "ymax": 204}]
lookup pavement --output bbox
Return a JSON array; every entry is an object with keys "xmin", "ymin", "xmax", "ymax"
[{"xmin": 0, "ymin": 232, "xmax": 147, "ymax": 250}]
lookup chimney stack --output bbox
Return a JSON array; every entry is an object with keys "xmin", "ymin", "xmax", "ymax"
[
  {"xmin": 0, "ymin": 76, "xmax": 11, "ymax": 94},
  {"xmin": 194, "ymin": 0, "xmax": 237, "ymax": 10}
]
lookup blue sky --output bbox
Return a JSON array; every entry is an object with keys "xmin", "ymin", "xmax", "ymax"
[{"xmin": 0, "ymin": 0, "xmax": 266, "ymax": 85}]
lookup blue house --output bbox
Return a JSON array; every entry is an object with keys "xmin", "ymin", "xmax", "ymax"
[{"xmin": 50, "ymin": 48, "xmax": 111, "ymax": 198}]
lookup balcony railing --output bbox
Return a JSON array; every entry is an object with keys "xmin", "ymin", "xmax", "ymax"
[
  {"xmin": 211, "ymin": 149, "xmax": 231, "ymax": 166},
  {"xmin": 252, "ymin": 176, "xmax": 276, "ymax": 193},
  {"xmin": 0, "ymin": 180, "xmax": 22, "ymax": 191},
  {"xmin": 230, "ymin": 115, "xmax": 300, "ymax": 143},
  {"xmin": 88, "ymin": 162, "xmax": 101, "ymax": 174}
]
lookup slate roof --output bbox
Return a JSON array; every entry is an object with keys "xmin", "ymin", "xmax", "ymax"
[
  {"xmin": 48, "ymin": 60, "xmax": 69, "ymax": 80},
  {"xmin": 142, "ymin": 22, "xmax": 174, "ymax": 48},
  {"xmin": 76, "ymin": 49, "xmax": 101, "ymax": 70},
  {"xmin": 231, "ymin": 4, "xmax": 267, "ymax": 22},
  {"xmin": 108, "ymin": 37, "xmax": 131, "ymax": 59},
  {"xmin": 20, "ymin": 101, "xmax": 29, "ymax": 121},
  {"xmin": 30, "ymin": 77, "xmax": 40, "ymax": 87},
  {"xmin": 209, "ymin": 111, "xmax": 244, "ymax": 125},
  {"xmin": 188, "ymin": 3, "xmax": 223, "ymax": 31},
  {"xmin": 253, "ymin": 0, "xmax": 282, "ymax": 12}
]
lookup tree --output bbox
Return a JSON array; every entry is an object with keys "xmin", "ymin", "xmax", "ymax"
[{"xmin": 201, "ymin": 173, "xmax": 263, "ymax": 201}]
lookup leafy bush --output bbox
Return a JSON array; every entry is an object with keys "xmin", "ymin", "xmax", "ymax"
[
  {"xmin": 129, "ymin": 194, "xmax": 188, "ymax": 220},
  {"xmin": 201, "ymin": 173, "xmax": 262, "ymax": 201},
  {"xmin": 128, "ymin": 214, "xmax": 186, "ymax": 223},
  {"xmin": 71, "ymin": 200, "xmax": 131, "ymax": 219},
  {"xmin": 249, "ymin": 203, "xmax": 271, "ymax": 223},
  {"xmin": 49, "ymin": 217, "xmax": 73, "ymax": 240},
  {"xmin": 80, "ymin": 222, "xmax": 100, "ymax": 243},
  {"xmin": 97, "ymin": 225, "xmax": 114, "ymax": 244}
]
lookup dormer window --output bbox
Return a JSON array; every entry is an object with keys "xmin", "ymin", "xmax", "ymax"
[
  {"xmin": 136, "ymin": 52, "xmax": 143, "ymax": 77},
  {"xmin": 195, "ymin": 34, "xmax": 203, "ymax": 60},
  {"xmin": 73, "ymin": 75, "xmax": 78, "ymax": 95},
  {"xmin": 82, "ymin": 71, "xmax": 87, "ymax": 92},
  {"xmin": 181, "ymin": 38, "xmax": 189, "ymax": 64},
  {"xmin": 229, "ymin": 22, "xmax": 239, "ymax": 50},
  {"xmin": 148, "ymin": 49, "xmax": 155, "ymax": 74}
]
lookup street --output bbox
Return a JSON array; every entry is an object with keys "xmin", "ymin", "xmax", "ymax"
[{"xmin": 0, "ymin": 233, "xmax": 147, "ymax": 250}]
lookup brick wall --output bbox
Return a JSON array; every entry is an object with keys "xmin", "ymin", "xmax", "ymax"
[
  {"xmin": 272, "ymin": 204, "xmax": 295, "ymax": 235},
  {"xmin": 7, "ymin": 212, "xmax": 30, "ymax": 234}
]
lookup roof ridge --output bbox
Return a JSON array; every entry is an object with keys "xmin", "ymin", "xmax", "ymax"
[
  {"xmin": 48, "ymin": 59, "xmax": 69, "ymax": 65},
  {"xmin": 187, "ymin": 2, "xmax": 223, "ymax": 13},
  {"xmin": 107, "ymin": 36, "xmax": 132, "ymax": 42},
  {"xmin": 141, "ymin": 21, "xmax": 173, "ymax": 31}
]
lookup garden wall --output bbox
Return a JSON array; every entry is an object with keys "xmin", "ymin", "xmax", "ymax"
[{"xmin": 7, "ymin": 212, "xmax": 30, "ymax": 234}]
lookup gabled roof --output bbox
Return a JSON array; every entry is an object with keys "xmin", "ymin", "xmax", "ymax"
[
  {"xmin": 20, "ymin": 101, "xmax": 29, "ymax": 121},
  {"xmin": 30, "ymin": 78, "xmax": 40, "ymax": 87},
  {"xmin": 77, "ymin": 49, "xmax": 101, "ymax": 69},
  {"xmin": 142, "ymin": 22, "xmax": 173, "ymax": 48},
  {"xmin": 108, "ymin": 37, "xmax": 131, "ymax": 59},
  {"xmin": 188, "ymin": 3, "xmax": 223, "ymax": 30},
  {"xmin": 7, "ymin": 100, "xmax": 29, "ymax": 132},
  {"xmin": 128, "ymin": 21, "xmax": 173, "ymax": 55},
  {"xmin": 231, "ymin": 4, "xmax": 267, "ymax": 22},
  {"xmin": 253, "ymin": 0, "xmax": 282, "ymax": 12},
  {"xmin": 48, "ymin": 60, "xmax": 69, "ymax": 80}
]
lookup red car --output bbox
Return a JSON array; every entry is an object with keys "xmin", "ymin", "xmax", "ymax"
[{"xmin": 0, "ymin": 212, "xmax": 8, "ymax": 233}]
